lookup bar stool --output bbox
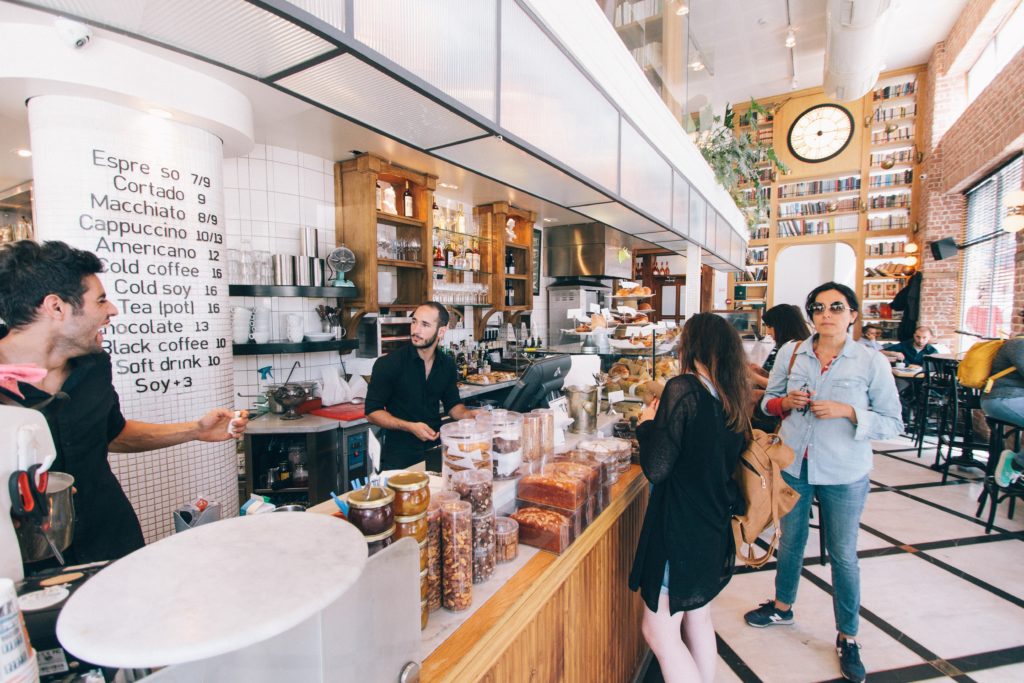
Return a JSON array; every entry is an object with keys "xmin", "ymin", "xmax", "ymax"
[
  {"xmin": 914, "ymin": 356, "xmax": 954, "ymax": 459},
  {"xmin": 976, "ymin": 417, "xmax": 1023, "ymax": 533},
  {"xmin": 933, "ymin": 364, "xmax": 988, "ymax": 482}
]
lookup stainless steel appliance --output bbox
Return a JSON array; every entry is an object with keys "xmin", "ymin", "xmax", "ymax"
[
  {"xmin": 357, "ymin": 314, "xmax": 413, "ymax": 358},
  {"xmin": 547, "ymin": 280, "xmax": 610, "ymax": 347},
  {"xmin": 545, "ymin": 223, "xmax": 634, "ymax": 279}
]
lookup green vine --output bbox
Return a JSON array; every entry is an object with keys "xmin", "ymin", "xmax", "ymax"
[{"xmin": 691, "ymin": 99, "xmax": 788, "ymax": 229}]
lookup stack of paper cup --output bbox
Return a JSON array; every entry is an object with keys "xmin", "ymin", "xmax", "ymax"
[
  {"xmin": 0, "ymin": 577, "xmax": 39, "ymax": 683},
  {"xmin": 252, "ymin": 305, "xmax": 271, "ymax": 343},
  {"xmin": 232, "ymin": 307, "xmax": 253, "ymax": 344}
]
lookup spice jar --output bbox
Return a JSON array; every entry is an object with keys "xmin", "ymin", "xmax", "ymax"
[
  {"xmin": 387, "ymin": 471, "xmax": 430, "ymax": 516},
  {"xmin": 441, "ymin": 500, "xmax": 473, "ymax": 611},
  {"xmin": 495, "ymin": 516, "xmax": 519, "ymax": 563},
  {"xmin": 451, "ymin": 469, "xmax": 493, "ymax": 514},
  {"xmin": 441, "ymin": 419, "xmax": 492, "ymax": 484},
  {"xmin": 364, "ymin": 525, "xmax": 395, "ymax": 556},
  {"xmin": 346, "ymin": 486, "xmax": 395, "ymax": 536},
  {"xmin": 394, "ymin": 510, "xmax": 428, "ymax": 544}
]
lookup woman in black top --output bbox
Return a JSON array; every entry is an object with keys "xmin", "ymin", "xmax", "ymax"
[
  {"xmin": 752, "ymin": 304, "xmax": 811, "ymax": 384},
  {"xmin": 629, "ymin": 313, "xmax": 751, "ymax": 683}
]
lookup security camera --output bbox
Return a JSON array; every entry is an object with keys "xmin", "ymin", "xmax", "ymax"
[
  {"xmin": 55, "ymin": 17, "xmax": 91, "ymax": 49},
  {"xmin": 919, "ymin": 173, "xmax": 928, "ymax": 181}
]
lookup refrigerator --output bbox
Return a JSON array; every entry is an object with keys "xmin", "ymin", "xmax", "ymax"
[{"xmin": 547, "ymin": 281, "xmax": 611, "ymax": 347}]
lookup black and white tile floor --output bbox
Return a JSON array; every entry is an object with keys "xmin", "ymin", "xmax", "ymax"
[{"xmin": 641, "ymin": 435, "xmax": 1024, "ymax": 682}]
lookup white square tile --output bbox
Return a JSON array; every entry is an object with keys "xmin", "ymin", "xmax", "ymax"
[
  {"xmin": 972, "ymin": 662, "xmax": 1024, "ymax": 682},
  {"xmin": 911, "ymin": 483, "xmax": 1024, "ymax": 533},
  {"xmin": 299, "ymin": 152, "xmax": 324, "ymax": 171},
  {"xmin": 323, "ymin": 158, "xmax": 337, "ymax": 175},
  {"xmin": 859, "ymin": 491, "xmax": 989, "ymax": 545},
  {"xmin": 235, "ymin": 159, "xmax": 250, "ymax": 190},
  {"xmin": 301, "ymin": 167, "xmax": 326, "ymax": 200},
  {"xmin": 251, "ymin": 221, "xmax": 270, "ymax": 237},
  {"xmin": 268, "ymin": 145, "xmax": 298, "ymax": 164},
  {"xmin": 223, "ymin": 188, "xmax": 240, "ymax": 220},
  {"xmin": 249, "ymin": 144, "xmax": 266, "ymax": 160},
  {"xmin": 250, "ymin": 191, "xmax": 269, "ymax": 221},
  {"xmin": 237, "ymin": 189, "xmax": 251, "ymax": 220},
  {"xmin": 925, "ymin": 539, "xmax": 1024, "ymax": 601},
  {"xmin": 249, "ymin": 160, "xmax": 268, "ymax": 191},
  {"xmin": 223, "ymin": 158, "xmax": 237, "ymax": 188},
  {"xmin": 271, "ymin": 162, "xmax": 300, "ymax": 194},
  {"xmin": 323, "ymin": 173, "xmax": 336, "ymax": 203},
  {"xmin": 273, "ymin": 192, "xmax": 301, "ymax": 224}
]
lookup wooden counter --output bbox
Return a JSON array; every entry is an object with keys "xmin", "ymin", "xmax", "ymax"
[{"xmin": 421, "ymin": 465, "xmax": 650, "ymax": 682}]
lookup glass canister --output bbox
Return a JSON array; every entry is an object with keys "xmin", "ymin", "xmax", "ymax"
[
  {"xmin": 451, "ymin": 468, "xmax": 493, "ymax": 514},
  {"xmin": 441, "ymin": 500, "xmax": 473, "ymax": 611},
  {"xmin": 529, "ymin": 408, "xmax": 555, "ymax": 460},
  {"xmin": 576, "ymin": 439, "xmax": 621, "ymax": 485},
  {"xmin": 432, "ymin": 490, "xmax": 460, "ymax": 506},
  {"xmin": 345, "ymin": 486, "xmax": 395, "ymax": 536},
  {"xmin": 418, "ymin": 538, "xmax": 428, "ymax": 572},
  {"xmin": 521, "ymin": 412, "xmax": 545, "ymax": 475},
  {"xmin": 441, "ymin": 419, "xmax": 492, "ymax": 484},
  {"xmin": 478, "ymin": 409, "xmax": 524, "ymax": 479},
  {"xmin": 364, "ymin": 525, "xmax": 395, "ymax": 556},
  {"xmin": 387, "ymin": 471, "xmax": 430, "ymax": 516},
  {"xmin": 472, "ymin": 509, "xmax": 496, "ymax": 584},
  {"xmin": 495, "ymin": 516, "xmax": 519, "ymax": 563},
  {"xmin": 394, "ymin": 510, "xmax": 428, "ymax": 543},
  {"xmin": 419, "ymin": 568, "xmax": 429, "ymax": 602}
]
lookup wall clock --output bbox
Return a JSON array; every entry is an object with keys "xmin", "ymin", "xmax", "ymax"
[{"xmin": 786, "ymin": 103, "xmax": 855, "ymax": 163}]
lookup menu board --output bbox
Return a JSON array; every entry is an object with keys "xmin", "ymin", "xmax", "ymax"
[{"xmin": 28, "ymin": 95, "xmax": 234, "ymax": 541}]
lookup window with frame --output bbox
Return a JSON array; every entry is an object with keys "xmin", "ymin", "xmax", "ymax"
[
  {"xmin": 959, "ymin": 155, "xmax": 1022, "ymax": 347},
  {"xmin": 966, "ymin": 1, "xmax": 1024, "ymax": 104}
]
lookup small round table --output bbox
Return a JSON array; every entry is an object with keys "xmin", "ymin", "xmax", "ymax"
[{"xmin": 56, "ymin": 512, "xmax": 367, "ymax": 669}]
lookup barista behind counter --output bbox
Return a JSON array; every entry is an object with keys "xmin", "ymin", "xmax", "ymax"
[{"xmin": 365, "ymin": 302, "xmax": 479, "ymax": 470}]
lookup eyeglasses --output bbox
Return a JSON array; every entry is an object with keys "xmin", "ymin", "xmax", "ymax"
[{"xmin": 807, "ymin": 301, "xmax": 849, "ymax": 315}]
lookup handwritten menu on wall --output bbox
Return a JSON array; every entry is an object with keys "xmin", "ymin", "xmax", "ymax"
[{"xmin": 28, "ymin": 95, "xmax": 235, "ymax": 541}]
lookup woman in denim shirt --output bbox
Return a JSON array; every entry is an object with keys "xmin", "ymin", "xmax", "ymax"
[{"xmin": 743, "ymin": 282, "xmax": 902, "ymax": 683}]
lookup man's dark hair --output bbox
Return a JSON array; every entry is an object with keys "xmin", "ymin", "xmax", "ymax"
[
  {"xmin": 0, "ymin": 240, "xmax": 104, "ymax": 329},
  {"xmin": 862, "ymin": 324, "xmax": 882, "ymax": 333},
  {"xmin": 417, "ymin": 301, "xmax": 449, "ymax": 328}
]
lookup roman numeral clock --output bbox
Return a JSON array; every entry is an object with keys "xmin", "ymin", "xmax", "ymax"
[{"xmin": 786, "ymin": 103, "xmax": 855, "ymax": 163}]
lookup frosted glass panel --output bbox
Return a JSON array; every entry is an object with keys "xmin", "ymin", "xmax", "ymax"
[
  {"xmin": 704, "ymin": 208, "xmax": 717, "ymax": 252},
  {"xmin": 287, "ymin": 0, "xmax": 345, "ymax": 32},
  {"xmin": 717, "ymin": 214, "xmax": 731, "ymax": 260},
  {"xmin": 354, "ymin": 0, "xmax": 497, "ymax": 121},
  {"xmin": 689, "ymin": 192, "xmax": 706, "ymax": 244},
  {"xmin": 672, "ymin": 173, "xmax": 690, "ymax": 237},
  {"xmin": 570, "ymin": 202, "xmax": 665, "ymax": 235},
  {"xmin": 619, "ymin": 121, "xmax": 671, "ymax": 224},
  {"xmin": 501, "ymin": 1, "xmax": 618, "ymax": 192}
]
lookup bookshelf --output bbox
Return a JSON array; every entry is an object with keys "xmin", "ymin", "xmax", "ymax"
[{"xmin": 727, "ymin": 68, "xmax": 923, "ymax": 340}]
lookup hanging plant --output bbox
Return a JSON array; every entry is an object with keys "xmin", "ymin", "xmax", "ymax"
[{"xmin": 691, "ymin": 99, "xmax": 788, "ymax": 228}]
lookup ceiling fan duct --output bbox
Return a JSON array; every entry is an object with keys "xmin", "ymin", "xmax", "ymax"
[{"xmin": 823, "ymin": 0, "xmax": 894, "ymax": 101}]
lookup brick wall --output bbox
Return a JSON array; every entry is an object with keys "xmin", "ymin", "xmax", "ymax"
[{"xmin": 943, "ymin": 0, "xmax": 998, "ymax": 73}]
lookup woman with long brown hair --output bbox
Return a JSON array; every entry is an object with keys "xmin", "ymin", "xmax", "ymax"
[{"xmin": 629, "ymin": 313, "xmax": 751, "ymax": 683}]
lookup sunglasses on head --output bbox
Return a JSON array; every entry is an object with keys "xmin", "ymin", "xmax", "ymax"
[{"xmin": 807, "ymin": 301, "xmax": 849, "ymax": 315}]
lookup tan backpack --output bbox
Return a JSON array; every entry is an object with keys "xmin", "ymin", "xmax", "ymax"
[{"xmin": 732, "ymin": 340, "xmax": 802, "ymax": 568}]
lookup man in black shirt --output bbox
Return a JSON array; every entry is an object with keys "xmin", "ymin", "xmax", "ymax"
[
  {"xmin": 0, "ymin": 241, "xmax": 247, "ymax": 563},
  {"xmin": 365, "ymin": 302, "xmax": 478, "ymax": 469}
]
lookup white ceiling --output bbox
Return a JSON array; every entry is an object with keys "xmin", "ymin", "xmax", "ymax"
[{"xmin": 682, "ymin": 0, "xmax": 968, "ymax": 112}]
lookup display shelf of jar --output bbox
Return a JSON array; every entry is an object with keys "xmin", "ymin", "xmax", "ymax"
[
  {"xmin": 232, "ymin": 339, "xmax": 358, "ymax": 356},
  {"xmin": 228, "ymin": 284, "xmax": 359, "ymax": 298}
]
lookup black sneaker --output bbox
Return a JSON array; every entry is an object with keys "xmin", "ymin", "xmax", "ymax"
[
  {"xmin": 837, "ymin": 635, "xmax": 866, "ymax": 682},
  {"xmin": 743, "ymin": 599, "xmax": 794, "ymax": 627}
]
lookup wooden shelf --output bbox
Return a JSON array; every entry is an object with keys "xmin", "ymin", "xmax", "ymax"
[
  {"xmin": 870, "ymin": 139, "xmax": 917, "ymax": 149},
  {"xmin": 505, "ymin": 273, "xmax": 528, "ymax": 280},
  {"xmin": 777, "ymin": 188, "xmax": 861, "ymax": 202},
  {"xmin": 228, "ymin": 285, "xmax": 359, "ymax": 298},
  {"xmin": 777, "ymin": 209, "xmax": 859, "ymax": 221},
  {"xmin": 433, "ymin": 264, "xmax": 493, "ymax": 276},
  {"xmin": 232, "ymin": 340, "xmax": 358, "ymax": 356},
  {"xmin": 376, "ymin": 211, "xmax": 424, "ymax": 227},
  {"xmin": 378, "ymin": 258, "xmax": 425, "ymax": 269},
  {"xmin": 865, "ymin": 228, "xmax": 913, "ymax": 237},
  {"xmin": 870, "ymin": 115, "xmax": 916, "ymax": 127},
  {"xmin": 505, "ymin": 242, "xmax": 530, "ymax": 251}
]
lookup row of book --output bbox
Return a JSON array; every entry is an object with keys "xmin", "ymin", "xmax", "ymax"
[
  {"xmin": 779, "ymin": 197, "xmax": 859, "ymax": 217},
  {"xmin": 778, "ymin": 175, "xmax": 860, "ymax": 198},
  {"xmin": 870, "ymin": 148, "xmax": 915, "ymax": 166},
  {"xmin": 872, "ymin": 126, "xmax": 915, "ymax": 144},
  {"xmin": 868, "ymin": 193, "xmax": 911, "ymax": 209},
  {"xmin": 866, "ymin": 240, "xmax": 907, "ymax": 256},
  {"xmin": 868, "ymin": 215, "xmax": 911, "ymax": 231},
  {"xmin": 872, "ymin": 104, "xmax": 917, "ymax": 121},
  {"xmin": 735, "ymin": 266, "xmax": 768, "ymax": 282},
  {"xmin": 869, "ymin": 170, "xmax": 914, "ymax": 188},
  {"xmin": 873, "ymin": 80, "xmax": 916, "ymax": 101}
]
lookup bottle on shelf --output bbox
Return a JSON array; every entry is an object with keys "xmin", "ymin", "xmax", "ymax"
[
  {"xmin": 375, "ymin": 181, "xmax": 383, "ymax": 212},
  {"xmin": 403, "ymin": 181, "xmax": 414, "ymax": 218},
  {"xmin": 432, "ymin": 199, "xmax": 443, "ymax": 230},
  {"xmin": 445, "ymin": 234, "xmax": 456, "ymax": 268},
  {"xmin": 455, "ymin": 203, "xmax": 466, "ymax": 233},
  {"xmin": 505, "ymin": 249, "xmax": 515, "ymax": 275},
  {"xmin": 454, "ymin": 237, "xmax": 467, "ymax": 271},
  {"xmin": 470, "ymin": 239, "xmax": 480, "ymax": 272},
  {"xmin": 505, "ymin": 282, "xmax": 515, "ymax": 307},
  {"xmin": 433, "ymin": 237, "xmax": 445, "ymax": 268}
]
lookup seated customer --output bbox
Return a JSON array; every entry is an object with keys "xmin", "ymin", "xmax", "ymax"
[
  {"xmin": 858, "ymin": 324, "xmax": 884, "ymax": 352},
  {"xmin": 981, "ymin": 339, "xmax": 1024, "ymax": 488},
  {"xmin": 882, "ymin": 326, "xmax": 938, "ymax": 366}
]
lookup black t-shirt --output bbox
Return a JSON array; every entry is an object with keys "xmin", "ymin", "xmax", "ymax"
[
  {"xmin": 364, "ymin": 344, "xmax": 462, "ymax": 468},
  {"xmin": 1, "ymin": 351, "xmax": 145, "ymax": 563}
]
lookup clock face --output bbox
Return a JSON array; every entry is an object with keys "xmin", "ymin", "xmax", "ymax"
[{"xmin": 787, "ymin": 104, "xmax": 855, "ymax": 163}]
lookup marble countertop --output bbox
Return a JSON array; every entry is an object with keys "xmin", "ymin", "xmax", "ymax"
[
  {"xmin": 458, "ymin": 379, "xmax": 518, "ymax": 399},
  {"xmin": 246, "ymin": 412, "xmax": 342, "ymax": 434}
]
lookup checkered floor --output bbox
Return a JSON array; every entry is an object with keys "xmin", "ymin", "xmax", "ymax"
[{"xmin": 641, "ymin": 435, "xmax": 1024, "ymax": 683}]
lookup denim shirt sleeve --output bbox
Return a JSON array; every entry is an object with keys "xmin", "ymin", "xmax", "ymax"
[
  {"xmin": 851, "ymin": 351, "xmax": 903, "ymax": 441},
  {"xmin": 761, "ymin": 339, "xmax": 799, "ymax": 412}
]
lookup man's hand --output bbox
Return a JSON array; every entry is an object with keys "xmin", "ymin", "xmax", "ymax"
[
  {"xmin": 884, "ymin": 351, "xmax": 905, "ymax": 361},
  {"xmin": 195, "ymin": 408, "xmax": 249, "ymax": 442},
  {"xmin": 781, "ymin": 388, "xmax": 813, "ymax": 413},
  {"xmin": 808, "ymin": 400, "xmax": 854, "ymax": 421},
  {"xmin": 408, "ymin": 422, "xmax": 439, "ymax": 441}
]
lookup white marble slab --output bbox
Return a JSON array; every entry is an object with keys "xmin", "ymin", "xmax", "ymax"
[
  {"xmin": 246, "ymin": 412, "xmax": 342, "ymax": 433},
  {"xmin": 56, "ymin": 513, "xmax": 367, "ymax": 668}
]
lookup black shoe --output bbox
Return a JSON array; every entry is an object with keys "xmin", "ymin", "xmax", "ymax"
[{"xmin": 837, "ymin": 635, "xmax": 866, "ymax": 682}]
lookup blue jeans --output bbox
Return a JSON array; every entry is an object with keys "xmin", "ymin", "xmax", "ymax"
[{"xmin": 775, "ymin": 459, "xmax": 870, "ymax": 636}]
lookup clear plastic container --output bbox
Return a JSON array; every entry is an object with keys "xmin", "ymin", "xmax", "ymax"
[
  {"xmin": 387, "ymin": 471, "xmax": 430, "ymax": 516},
  {"xmin": 441, "ymin": 500, "xmax": 473, "ymax": 611},
  {"xmin": 529, "ymin": 408, "xmax": 556, "ymax": 460},
  {"xmin": 521, "ymin": 412, "xmax": 546, "ymax": 475},
  {"xmin": 472, "ymin": 509, "xmax": 496, "ymax": 583},
  {"xmin": 451, "ymin": 468, "xmax": 494, "ymax": 514},
  {"xmin": 473, "ymin": 546, "xmax": 496, "ymax": 583},
  {"xmin": 495, "ymin": 516, "xmax": 519, "ymax": 563},
  {"xmin": 441, "ymin": 419, "xmax": 492, "ymax": 484},
  {"xmin": 577, "ymin": 438, "xmax": 631, "ymax": 483},
  {"xmin": 426, "ymin": 501, "xmax": 442, "ymax": 611},
  {"xmin": 419, "ymin": 568, "xmax": 429, "ymax": 602},
  {"xmin": 517, "ymin": 471, "xmax": 587, "ymax": 510},
  {"xmin": 478, "ymin": 409, "xmax": 524, "ymax": 479}
]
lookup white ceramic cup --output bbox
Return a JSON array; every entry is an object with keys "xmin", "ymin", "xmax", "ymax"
[{"xmin": 286, "ymin": 314, "xmax": 304, "ymax": 343}]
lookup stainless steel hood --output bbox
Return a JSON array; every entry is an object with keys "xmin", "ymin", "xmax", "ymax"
[{"xmin": 545, "ymin": 223, "xmax": 634, "ymax": 279}]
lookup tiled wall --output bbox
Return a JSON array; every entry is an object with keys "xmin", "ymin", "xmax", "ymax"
[{"xmin": 223, "ymin": 146, "xmax": 349, "ymax": 410}]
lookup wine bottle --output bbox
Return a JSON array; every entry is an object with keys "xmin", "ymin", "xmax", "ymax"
[
  {"xmin": 505, "ymin": 283, "xmax": 515, "ymax": 307},
  {"xmin": 432, "ymin": 199, "xmax": 443, "ymax": 230},
  {"xmin": 505, "ymin": 249, "xmax": 515, "ymax": 274},
  {"xmin": 403, "ymin": 181, "xmax": 414, "ymax": 217},
  {"xmin": 445, "ymin": 235, "xmax": 456, "ymax": 268}
]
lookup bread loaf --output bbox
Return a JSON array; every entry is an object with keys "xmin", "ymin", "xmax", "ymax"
[
  {"xmin": 517, "ymin": 472, "xmax": 587, "ymax": 509},
  {"xmin": 511, "ymin": 507, "xmax": 571, "ymax": 553}
]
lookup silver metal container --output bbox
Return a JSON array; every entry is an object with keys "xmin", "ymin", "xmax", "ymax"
[
  {"xmin": 300, "ymin": 227, "xmax": 319, "ymax": 257},
  {"xmin": 16, "ymin": 472, "xmax": 75, "ymax": 563},
  {"xmin": 295, "ymin": 256, "xmax": 313, "ymax": 286},
  {"xmin": 564, "ymin": 385, "xmax": 598, "ymax": 435},
  {"xmin": 273, "ymin": 254, "xmax": 296, "ymax": 286},
  {"xmin": 312, "ymin": 258, "xmax": 326, "ymax": 286}
]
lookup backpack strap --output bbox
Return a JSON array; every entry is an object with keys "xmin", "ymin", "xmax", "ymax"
[{"xmin": 984, "ymin": 366, "xmax": 1017, "ymax": 394}]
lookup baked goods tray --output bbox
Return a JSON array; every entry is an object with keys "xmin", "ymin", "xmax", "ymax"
[{"xmin": 611, "ymin": 294, "xmax": 654, "ymax": 299}]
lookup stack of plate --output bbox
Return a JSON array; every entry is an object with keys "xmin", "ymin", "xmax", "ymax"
[{"xmin": 232, "ymin": 307, "xmax": 252, "ymax": 344}]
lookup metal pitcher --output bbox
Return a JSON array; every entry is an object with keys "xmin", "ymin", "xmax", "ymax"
[
  {"xmin": 16, "ymin": 472, "xmax": 75, "ymax": 564},
  {"xmin": 565, "ymin": 385, "xmax": 598, "ymax": 435}
]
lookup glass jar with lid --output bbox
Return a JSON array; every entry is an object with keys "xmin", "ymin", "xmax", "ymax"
[
  {"xmin": 364, "ymin": 525, "xmax": 395, "ymax": 556},
  {"xmin": 478, "ymin": 409, "xmax": 524, "ymax": 479},
  {"xmin": 346, "ymin": 486, "xmax": 395, "ymax": 536},
  {"xmin": 495, "ymin": 516, "xmax": 519, "ymax": 563},
  {"xmin": 394, "ymin": 510, "xmax": 428, "ymax": 544},
  {"xmin": 440, "ymin": 500, "xmax": 473, "ymax": 611},
  {"xmin": 529, "ymin": 408, "xmax": 556, "ymax": 459},
  {"xmin": 387, "ymin": 471, "xmax": 430, "ymax": 516},
  {"xmin": 451, "ymin": 469, "xmax": 493, "ymax": 514},
  {"xmin": 440, "ymin": 419, "xmax": 492, "ymax": 484}
]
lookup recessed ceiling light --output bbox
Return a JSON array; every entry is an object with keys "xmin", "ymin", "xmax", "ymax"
[
  {"xmin": 14, "ymin": 148, "xmax": 31, "ymax": 158},
  {"xmin": 675, "ymin": 2, "xmax": 689, "ymax": 16},
  {"xmin": 148, "ymin": 108, "xmax": 173, "ymax": 119},
  {"xmin": 543, "ymin": 218, "xmax": 555, "ymax": 222},
  {"xmin": 688, "ymin": 60, "xmax": 704, "ymax": 71},
  {"xmin": 438, "ymin": 182, "xmax": 459, "ymax": 190}
]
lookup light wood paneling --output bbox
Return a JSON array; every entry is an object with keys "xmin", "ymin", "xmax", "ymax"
[{"xmin": 422, "ymin": 466, "xmax": 649, "ymax": 682}]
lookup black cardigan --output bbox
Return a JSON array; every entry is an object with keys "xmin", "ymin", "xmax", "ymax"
[{"xmin": 628, "ymin": 374, "xmax": 746, "ymax": 614}]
